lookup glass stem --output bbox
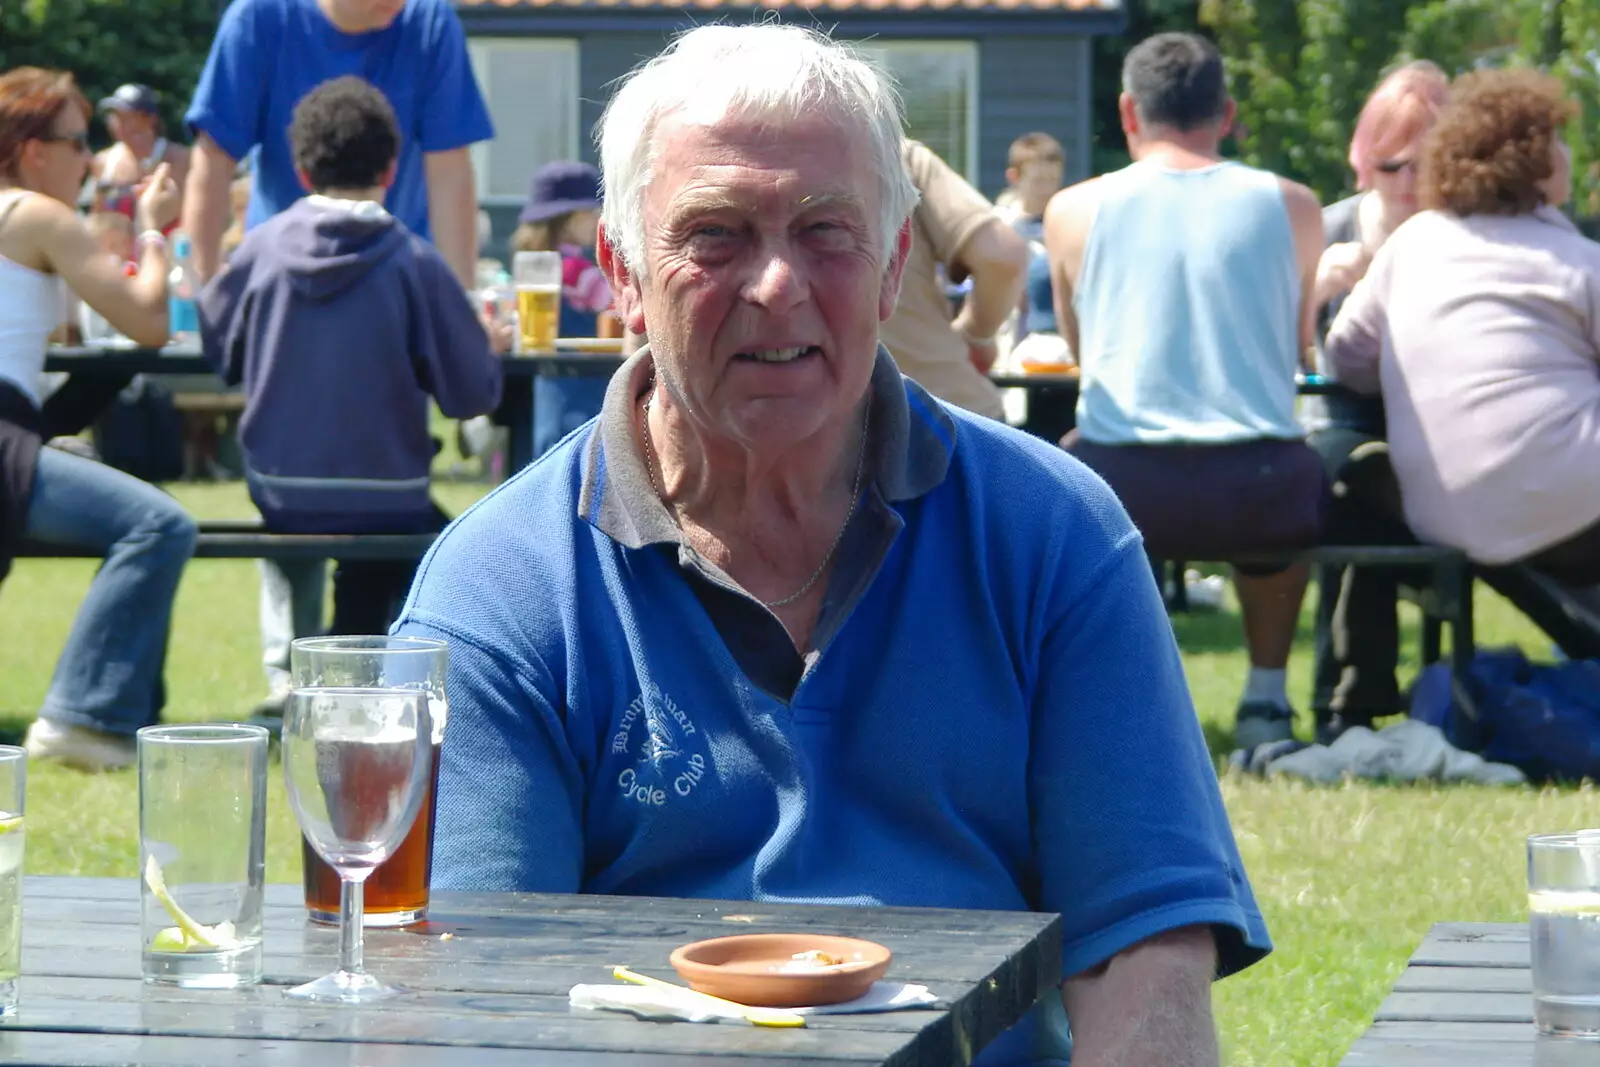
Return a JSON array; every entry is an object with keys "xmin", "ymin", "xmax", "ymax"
[{"xmin": 339, "ymin": 876, "xmax": 365, "ymax": 977}]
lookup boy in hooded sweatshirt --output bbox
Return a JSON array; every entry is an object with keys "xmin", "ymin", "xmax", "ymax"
[{"xmin": 199, "ymin": 76, "xmax": 502, "ymax": 636}]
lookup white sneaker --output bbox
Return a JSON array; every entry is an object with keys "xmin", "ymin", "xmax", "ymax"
[{"xmin": 24, "ymin": 719, "xmax": 136, "ymax": 772}]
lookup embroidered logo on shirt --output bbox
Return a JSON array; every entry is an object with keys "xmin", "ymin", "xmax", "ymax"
[{"xmin": 611, "ymin": 684, "xmax": 709, "ymax": 807}]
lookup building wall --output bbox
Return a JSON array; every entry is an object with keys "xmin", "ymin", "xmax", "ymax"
[
  {"xmin": 976, "ymin": 36, "xmax": 1092, "ymax": 198},
  {"xmin": 469, "ymin": 20, "xmax": 1097, "ymax": 260}
]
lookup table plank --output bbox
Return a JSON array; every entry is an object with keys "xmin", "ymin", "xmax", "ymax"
[
  {"xmin": 1393, "ymin": 967, "xmax": 1530, "ymax": 995},
  {"xmin": 1376, "ymin": 991, "xmax": 1532, "ymax": 1024},
  {"xmin": 0, "ymin": 1031, "xmax": 829, "ymax": 1067},
  {"xmin": 12, "ymin": 878, "xmax": 1060, "ymax": 1067}
]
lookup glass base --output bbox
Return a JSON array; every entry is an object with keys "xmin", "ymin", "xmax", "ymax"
[
  {"xmin": 1537, "ymin": 994, "xmax": 1600, "ymax": 1039},
  {"xmin": 285, "ymin": 969, "xmax": 406, "ymax": 1004},
  {"xmin": 143, "ymin": 942, "xmax": 263, "ymax": 988},
  {"xmin": 307, "ymin": 906, "xmax": 425, "ymax": 928}
]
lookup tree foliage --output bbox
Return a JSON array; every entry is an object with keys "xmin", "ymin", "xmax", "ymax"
[
  {"xmin": 0, "ymin": 0, "xmax": 221, "ymax": 146},
  {"xmin": 1198, "ymin": 0, "xmax": 1600, "ymax": 213}
]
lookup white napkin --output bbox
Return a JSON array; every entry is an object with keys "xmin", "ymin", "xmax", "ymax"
[{"xmin": 569, "ymin": 980, "xmax": 940, "ymax": 1024}]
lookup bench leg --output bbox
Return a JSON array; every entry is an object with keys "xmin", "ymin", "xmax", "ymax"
[
  {"xmin": 1436, "ymin": 559, "xmax": 1481, "ymax": 746},
  {"xmin": 1420, "ymin": 613, "xmax": 1442, "ymax": 664}
]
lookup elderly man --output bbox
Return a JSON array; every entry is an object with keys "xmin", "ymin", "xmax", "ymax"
[{"xmin": 397, "ymin": 25, "xmax": 1268, "ymax": 1067}]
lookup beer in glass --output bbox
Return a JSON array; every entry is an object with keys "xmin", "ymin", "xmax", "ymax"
[
  {"xmin": 301, "ymin": 738, "xmax": 440, "ymax": 926},
  {"xmin": 291, "ymin": 636, "xmax": 448, "ymax": 928},
  {"xmin": 513, "ymin": 251, "xmax": 561, "ymax": 353}
]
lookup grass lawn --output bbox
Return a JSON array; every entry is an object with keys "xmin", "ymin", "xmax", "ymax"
[{"xmin": 0, "ymin": 479, "xmax": 1588, "ymax": 1066}]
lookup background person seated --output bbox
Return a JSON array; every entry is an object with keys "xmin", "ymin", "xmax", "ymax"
[
  {"xmin": 1045, "ymin": 33, "xmax": 1327, "ymax": 749},
  {"xmin": 878, "ymin": 140, "xmax": 1026, "ymax": 420},
  {"xmin": 998, "ymin": 132, "xmax": 1072, "ymax": 371},
  {"xmin": 509, "ymin": 160, "xmax": 618, "ymax": 459},
  {"xmin": 0, "ymin": 67, "xmax": 195, "ymax": 772},
  {"xmin": 198, "ymin": 76, "xmax": 502, "ymax": 638},
  {"xmin": 1305, "ymin": 61, "xmax": 1449, "ymax": 742},
  {"xmin": 1326, "ymin": 67, "xmax": 1600, "ymax": 659}
]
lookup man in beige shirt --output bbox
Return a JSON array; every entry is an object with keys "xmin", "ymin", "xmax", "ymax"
[{"xmin": 880, "ymin": 141, "xmax": 1026, "ymax": 420}]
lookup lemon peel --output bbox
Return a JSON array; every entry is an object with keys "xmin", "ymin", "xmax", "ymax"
[
  {"xmin": 1529, "ymin": 890, "xmax": 1600, "ymax": 916},
  {"xmin": 0, "ymin": 816, "xmax": 22, "ymax": 836},
  {"xmin": 143, "ymin": 856, "xmax": 241, "ymax": 952}
]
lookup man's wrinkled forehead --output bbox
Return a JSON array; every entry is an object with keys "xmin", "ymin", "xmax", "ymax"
[{"xmin": 643, "ymin": 109, "xmax": 876, "ymax": 221}]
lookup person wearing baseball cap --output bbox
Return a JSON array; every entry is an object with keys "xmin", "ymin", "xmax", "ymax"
[
  {"xmin": 510, "ymin": 160, "xmax": 618, "ymax": 457},
  {"xmin": 90, "ymin": 83, "xmax": 189, "ymax": 221}
]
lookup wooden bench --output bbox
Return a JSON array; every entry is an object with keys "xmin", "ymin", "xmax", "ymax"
[
  {"xmin": 15, "ymin": 520, "xmax": 436, "ymax": 563},
  {"xmin": 14, "ymin": 528, "xmax": 1484, "ymax": 728},
  {"xmin": 1171, "ymin": 545, "xmax": 1481, "ymax": 728}
]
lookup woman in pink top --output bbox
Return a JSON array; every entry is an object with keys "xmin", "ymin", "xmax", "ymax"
[{"xmin": 1327, "ymin": 68, "xmax": 1600, "ymax": 658}]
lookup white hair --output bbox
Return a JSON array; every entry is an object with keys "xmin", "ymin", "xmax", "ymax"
[{"xmin": 597, "ymin": 23, "xmax": 919, "ymax": 276}]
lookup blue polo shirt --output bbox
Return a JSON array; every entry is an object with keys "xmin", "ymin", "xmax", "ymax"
[
  {"xmin": 395, "ymin": 349, "xmax": 1270, "ymax": 1065},
  {"xmin": 185, "ymin": 0, "xmax": 493, "ymax": 239}
]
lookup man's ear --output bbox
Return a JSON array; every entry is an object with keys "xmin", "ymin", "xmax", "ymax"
[
  {"xmin": 1118, "ymin": 92, "xmax": 1139, "ymax": 139},
  {"xmin": 597, "ymin": 222, "xmax": 648, "ymax": 336},
  {"xmin": 877, "ymin": 217, "xmax": 915, "ymax": 323},
  {"xmin": 295, "ymin": 167, "xmax": 314, "ymax": 193},
  {"xmin": 378, "ymin": 159, "xmax": 399, "ymax": 191}
]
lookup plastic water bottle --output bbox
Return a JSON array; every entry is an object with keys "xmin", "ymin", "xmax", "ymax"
[{"xmin": 167, "ymin": 233, "xmax": 200, "ymax": 346}]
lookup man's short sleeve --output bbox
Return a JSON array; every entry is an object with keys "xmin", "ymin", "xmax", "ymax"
[
  {"xmin": 184, "ymin": 0, "xmax": 267, "ymax": 161},
  {"xmin": 1030, "ymin": 529, "xmax": 1271, "ymax": 980},
  {"xmin": 416, "ymin": 1, "xmax": 495, "ymax": 153},
  {"xmin": 904, "ymin": 140, "xmax": 1000, "ymax": 269}
]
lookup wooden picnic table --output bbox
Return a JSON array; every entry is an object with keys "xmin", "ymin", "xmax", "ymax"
[
  {"xmin": 0, "ymin": 875, "xmax": 1061, "ymax": 1066},
  {"xmin": 43, "ymin": 346, "xmax": 623, "ymax": 475},
  {"xmin": 1336, "ymin": 921, "xmax": 1594, "ymax": 1067}
]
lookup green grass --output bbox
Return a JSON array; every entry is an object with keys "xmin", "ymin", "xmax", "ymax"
[{"xmin": 0, "ymin": 480, "xmax": 1584, "ymax": 1066}]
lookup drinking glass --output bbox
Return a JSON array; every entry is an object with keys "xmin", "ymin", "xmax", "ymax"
[
  {"xmin": 0, "ymin": 747, "xmax": 25, "ymax": 1016},
  {"xmin": 298, "ymin": 637, "xmax": 448, "ymax": 928},
  {"xmin": 137, "ymin": 724, "xmax": 267, "ymax": 989},
  {"xmin": 1529, "ymin": 831, "xmax": 1600, "ymax": 1037},
  {"xmin": 282, "ymin": 636, "xmax": 442, "ymax": 1003},
  {"xmin": 513, "ymin": 250, "xmax": 561, "ymax": 354}
]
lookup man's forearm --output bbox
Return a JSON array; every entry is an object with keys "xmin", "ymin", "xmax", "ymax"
[
  {"xmin": 184, "ymin": 135, "xmax": 237, "ymax": 283},
  {"xmin": 1061, "ymin": 926, "xmax": 1220, "ymax": 1067},
  {"xmin": 425, "ymin": 149, "xmax": 481, "ymax": 290}
]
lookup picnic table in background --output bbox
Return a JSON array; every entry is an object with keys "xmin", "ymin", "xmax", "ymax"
[
  {"xmin": 43, "ymin": 345, "xmax": 627, "ymax": 477},
  {"xmin": 1339, "ymin": 922, "xmax": 1560, "ymax": 1067},
  {"xmin": 0, "ymin": 876, "xmax": 1060, "ymax": 1067}
]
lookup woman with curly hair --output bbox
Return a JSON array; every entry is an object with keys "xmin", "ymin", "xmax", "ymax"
[
  {"xmin": 1306, "ymin": 60, "xmax": 1449, "ymax": 741},
  {"xmin": 1326, "ymin": 67, "xmax": 1600, "ymax": 656}
]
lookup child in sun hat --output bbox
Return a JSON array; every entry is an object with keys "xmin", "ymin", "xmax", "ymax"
[{"xmin": 512, "ymin": 160, "xmax": 616, "ymax": 458}]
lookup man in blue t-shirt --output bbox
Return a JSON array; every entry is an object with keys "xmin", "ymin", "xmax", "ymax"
[
  {"xmin": 180, "ymin": 0, "xmax": 495, "ymax": 718},
  {"xmin": 181, "ymin": 0, "xmax": 494, "ymax": 288},
  {"xmin": 395, "ymin": 25, "xmax": 1269, "ymax": 1067}
]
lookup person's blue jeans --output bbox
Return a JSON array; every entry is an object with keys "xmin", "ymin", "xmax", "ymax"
[
  {"xmin": 23, "ymin": 446, "xmax": 197, "ymax": 736},
  {"xmin": 533, "ymin": 377, "xmax": 609, "ymax": 458}
]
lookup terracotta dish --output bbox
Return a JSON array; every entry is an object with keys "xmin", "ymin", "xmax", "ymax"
[{"xmin": 668, "ymin": 933, "xmax": 892, "ymax": 1008}]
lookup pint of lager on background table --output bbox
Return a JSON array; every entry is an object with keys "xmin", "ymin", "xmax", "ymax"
[{"xmin": 514, "ymin": 250, "xmax": 561, "ymax": 354}]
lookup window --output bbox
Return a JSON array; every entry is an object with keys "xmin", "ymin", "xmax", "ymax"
[
  {"xmin": 467, "ymin": 38, "xmax": 580, "ymax": 205},
  {"xmin": 856, "ymin": 41, "xmax": 978, "ymax": 182}
]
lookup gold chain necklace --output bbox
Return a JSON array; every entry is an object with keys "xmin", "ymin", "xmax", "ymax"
[{"xmin": 638, "ymin": 379, "xmax": 870, "ymax": 609}]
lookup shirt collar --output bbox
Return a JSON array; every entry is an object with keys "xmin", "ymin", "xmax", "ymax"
[{"xmin": 578, "ymin": 344, "xmax": 956, "ymax": 549}]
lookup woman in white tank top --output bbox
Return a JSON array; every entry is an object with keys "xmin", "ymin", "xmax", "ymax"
[{"xmin": 0, "ymin": 66, "xmax": 197, "ymax": 771}]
